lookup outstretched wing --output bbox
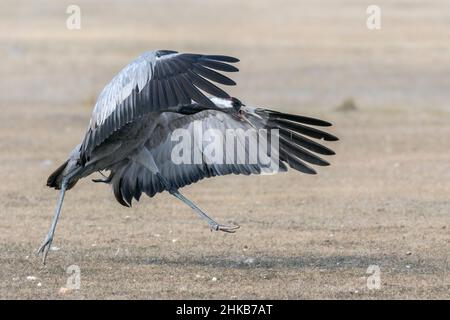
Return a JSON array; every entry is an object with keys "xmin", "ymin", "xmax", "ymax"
[
  {"xmin": 107, "ymin": 108, "xmax": 337, "ymax": 207},
  {"xmin": 80, "ymin": 50, "xmax": 239, "ymax": 164}
]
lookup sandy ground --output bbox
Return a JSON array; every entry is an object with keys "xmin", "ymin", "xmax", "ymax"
[{"xmin": 0, "ymin": 0, "xmax": 449, "ymax": 299}]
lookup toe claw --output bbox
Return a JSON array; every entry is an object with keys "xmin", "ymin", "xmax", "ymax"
[
  {"xmin": 36, "ymin": 236, "xmax": 52, "ymax": 264},
  {"xmin": 213, "ymin": 224, "xmax": 240, "ymax": 233}
]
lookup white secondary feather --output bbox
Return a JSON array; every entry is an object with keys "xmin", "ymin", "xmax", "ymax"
[
  {"xmin": 210, "ymin": 97, "xmax": 233, "ymax": 110},
  {"xmin": 89, "ymin": 51, "xmax": 178, "ymax": 129}
]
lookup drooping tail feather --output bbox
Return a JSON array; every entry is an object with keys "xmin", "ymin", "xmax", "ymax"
[
  {"xmin": 256, "ymin": 108, "xmax": 338, "ymax": 175},
  {"xmin": 46, "ymin": 144, "xmax": 84, "ymax": 190},
  {"xmin": 47, "ymin": 160, "xmax": 69, "ymax": 190}
]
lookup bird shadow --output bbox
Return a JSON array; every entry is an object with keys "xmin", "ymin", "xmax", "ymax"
[{"xmin": 109, "ymin": 253, "xmax": 426, "ymax": 273}]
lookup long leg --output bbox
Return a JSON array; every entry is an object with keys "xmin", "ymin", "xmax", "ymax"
[
  {"xmin": 132, "ymin": 149, "xmax": 239, "ymax": 232},
  {"xmin": 37, "ymin": 179, "xmax": 68, "ymax": 264},
  {"xmin": 164, "ymin": 175, "xmax": 239, "ymax": 233}
]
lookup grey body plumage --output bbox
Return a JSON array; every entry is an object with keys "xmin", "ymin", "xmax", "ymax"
[{"xmin": 38, "ymin": 50, "xmax": 338, "ymax": 263}]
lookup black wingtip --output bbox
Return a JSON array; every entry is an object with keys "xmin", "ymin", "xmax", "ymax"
[
  {"xmin": 156, "ymin": 50, "xmax": 178, "ymax": 57},
  {"xmin": 114, "ymin": 178, "xmax": 131, "ymax": 207},
  {"xmin": 267, "ymin": 110, "xmax": 333, "ymax": 127},
  {"xmin": 205, "ymin": 55, "xmax": 240, "ymax": 63},
  {"xmin": 302, "ymin": 166, "xmax": 317, "ymax": 175},
  {"xmin": 47, "ymin": 160, "xmax": 69, "ymax": 190},
  {"xmin": 323, "ymin": 134, "xmax": 339, "ymax": 142},
  {"xmin": 273, "ymin": 118, "xmax": 338, "ymax": 142}
]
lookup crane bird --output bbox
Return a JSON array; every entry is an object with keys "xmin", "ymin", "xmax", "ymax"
[{"xmin": 38, "ymin": 50, "xmax": 338, "ymax": 263}]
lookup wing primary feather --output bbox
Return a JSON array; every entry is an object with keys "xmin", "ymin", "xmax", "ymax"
[
  {"xmin": 156, "ymin": 50, "xmax": 178, "ymax": 57},
  {"xmin": 192, "ymin": 64, "xmax": 236, "ymax": 86},
  {"xmin": 150, "ymin": 80, "xmax": 159, "ymax": 109},
  {"xmin": 171, "ymin": 57, "xmax": 192, "ymax": 72},
  {"xmin": 204, "ymin": 55, "xmax": 240, "ymax": 63},
  {"xmin": 153, "ymin": 61, "xmax": 162, "ymax": 79},
  {"xmin": 278, "ymin": 128, "xmax": 335, "ymax": 155},
  {"xmin": 163, "ymin": 79, "xmax": 178, "ymax": 106},
  {"xmin": 156, "ymin": 80, "xmax": 168, "ymax": 107},
  {"xmin": 267, "ymin": 110, "xmax": 332, "ymax": 127},
  {"xmin": 178, "ymin": 74, "xmax": 216, "ymax": 108},
  {"xmin": 186, "ymin": 70, "xmax": 230, "ymax": 99},
  {"xmin": 178, "ymin": 53, "xmax": 203, "ymax": 61},
  {"xmin": 273, "ymin": 119, "xmax": 339, "ymax": 141},
  {"xmin": 114, "ymin": 177, "xmax": 131, "ymax": 207},
  {"xmin": 121, "ymin": 181, "xmax": 133, "ymax": 207},
  {"xmin": 279, "ymin": 147, "xmax": 317, "ymax": 174},
  {"xmin": 198, "ymin": 58, "xmax": 239, "ymax": 72},
  {"xmin": 171, "ymin": 77, "xmax": 192, "ymax": 105},
  {"xmin": 163, "ymin": 59, "xmax": 180, "ymax": 75},
  {"xmin": 279, "ymin": 136, "xmax": 330, "ymax": 166}
]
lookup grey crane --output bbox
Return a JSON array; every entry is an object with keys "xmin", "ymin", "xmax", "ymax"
[{"xmin": 38, "ymin": 50, "xmax": 338, "ymax": 263}]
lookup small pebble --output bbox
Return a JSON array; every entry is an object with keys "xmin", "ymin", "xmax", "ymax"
[
  {"xmin": 58, "ymin": 287, "xmax": 71, "ymax": 294},
  {"xmin": 41, "ymin": 159, "xmax": 53, "ymax": 167},
  {"xmin": 211, "ymin": 277, "xmax": 217, "ymax": 282},
  {"xmin": 26, "ymin": 276, "xmax": 37, "ymax": 281},
  {"xmin": 37, "ymin": 282, "xmax": 42, "ymax": 287},
  {"xmin": 406, "ymin": 251, "xmax": 412, "ymax": 256}
]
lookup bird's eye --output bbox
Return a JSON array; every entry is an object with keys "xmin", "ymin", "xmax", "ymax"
[{"xmin": 231, "ymin": 97, "xmax": 243, "ymax": 111}]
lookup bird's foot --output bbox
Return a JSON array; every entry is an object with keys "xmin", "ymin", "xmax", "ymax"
[
  {"xmin": 210, "ymin": 223, "xmax": 240, "ymax": 233},
  {"xmin": 36, "ymin": 233, "xmax": 53, "ymax": 265}
]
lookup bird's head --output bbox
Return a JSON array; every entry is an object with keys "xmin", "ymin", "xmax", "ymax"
[{"xmin": 210, "ymin": 96, "xmax": 245, "ymax": 117}]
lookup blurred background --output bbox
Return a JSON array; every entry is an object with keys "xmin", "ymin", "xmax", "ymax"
[{"xmin": 0, "ymin": 0, "xmax": 449, "ymax": 299}]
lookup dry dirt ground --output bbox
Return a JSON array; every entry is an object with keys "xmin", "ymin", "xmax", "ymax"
[{"xmin": 0, "ymin": 0, "xmax": 449, "ymax": 299}]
